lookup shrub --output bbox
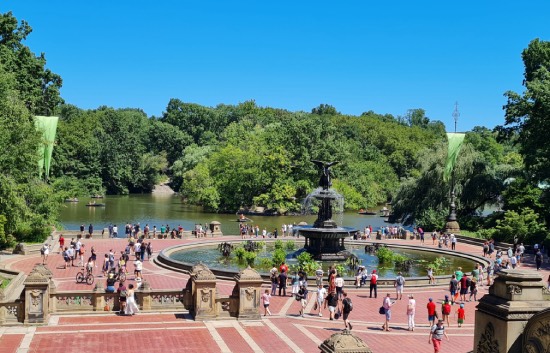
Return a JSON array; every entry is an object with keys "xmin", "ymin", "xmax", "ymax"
[
  {"xmin": 285, "ymin": 240, "xmax": 296, "ymax": 251},
  {"xmin": 243, "ymin": 251, "xmax": 256, "ymax": 266},
  {"xmin": 296, "ymin": 251, "xmax": 319, "ymax": 274},
  {"xmin": 376, "ymin": 247, "xmax": 395, "ymax": 264},
  {"xmin": 271, "ymin": 248, "xmax": 286, "ymax": 267},
  {"xmin": 234, "ymin": 247, "xmax": 246, "ymax": 261},
  {"xmin": 274, "ymin": 239, "xmax": 284, "ymax": 250}
]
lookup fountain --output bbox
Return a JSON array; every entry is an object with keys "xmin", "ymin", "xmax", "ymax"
[{"xmin": 298, "ymin": 160, "xmax": 358, "ymax": 260}]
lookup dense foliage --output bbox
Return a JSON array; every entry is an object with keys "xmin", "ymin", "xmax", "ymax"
[{"xmin": 3, "ymin": 10, "xmax": 550, "ymax": 249}]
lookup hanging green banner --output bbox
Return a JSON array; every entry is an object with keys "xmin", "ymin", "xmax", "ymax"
[
  {"xmin": 444, "ymin": 132, "xmax": 465, "ymax": 182},
  {"xmin": 35, "ymin": 116, "xmax": 59, "ymax": 179}
]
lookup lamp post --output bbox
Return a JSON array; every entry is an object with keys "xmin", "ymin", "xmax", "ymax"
[{"xmin": 445, "ymin": 102, "xmax": 461, "ymax": 234}]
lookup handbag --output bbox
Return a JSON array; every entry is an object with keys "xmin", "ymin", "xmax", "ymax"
[
  {"xmin": 313, "ymin": 302, "xmax": 318, "ymax": 311},
  {"xmin": 379, "ymin": 306, "xmax": 386, "ymax": 315}
]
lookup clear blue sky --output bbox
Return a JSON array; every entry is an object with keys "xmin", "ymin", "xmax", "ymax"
[{"xmin": 2, "ymin": 1, "xmax": 549, "ymax": 131}]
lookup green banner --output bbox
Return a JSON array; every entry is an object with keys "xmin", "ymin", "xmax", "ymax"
[
  {"xmin": 35, "ymin": 116, "xmax": 59, "ymax": 179},
  {"xmin": 444, "ymin": 132, "xmax": 465, "ymax": 182}
]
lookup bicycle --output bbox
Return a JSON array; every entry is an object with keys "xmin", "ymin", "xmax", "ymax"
[{"xmin": 76, "ymin": 268, "xmax": 94, "ymax": 285}]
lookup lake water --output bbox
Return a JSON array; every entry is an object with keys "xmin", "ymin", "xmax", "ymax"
[{"xmin": 59, "ymin": 194, "xmax": 406, "ymax": 235}]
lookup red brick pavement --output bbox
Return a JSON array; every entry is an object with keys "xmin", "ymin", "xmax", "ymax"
[
  {"xmin": 0, "ymin": 333, "xmax": 23, "ymax": 353},
  {"xmin": 2, "ymin": 235, "xmax": 549, "ymax": 353}
]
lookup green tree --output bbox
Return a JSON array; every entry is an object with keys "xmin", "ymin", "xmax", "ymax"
[{"xmin": 0, "ymin": 12, "xmax": 63, "ymax": 115}]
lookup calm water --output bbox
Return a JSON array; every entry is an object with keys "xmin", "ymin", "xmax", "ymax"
[
  {"xmin": 59, "ymin": 194, "xmax": 405, "ymax": 235},
  {"xmin": 170, "ymin": 244, "xmax": 475, "ymax": 277}
]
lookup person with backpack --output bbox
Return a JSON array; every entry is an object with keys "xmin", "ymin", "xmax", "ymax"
[
  {"xmin": 394, "ymin": 272, "xmax": 405, "ymax": 300},
  {"xmin": 369, "ymin": 269, "xmax": 378, "ymax": 298},
  {"xmin": 429, "ymin": 319, "xmax": 449, "ymax": 353},
  {"xmin": 468, "ymin": 277, "xmax": 478, "ymax": 302},
  {"xmin": 296, "ymin": 285, "xmax": 308, "ymax": 317},
  {"xmin": 342, "ymin": 291, "xmax": 353, "ymax": 330}
]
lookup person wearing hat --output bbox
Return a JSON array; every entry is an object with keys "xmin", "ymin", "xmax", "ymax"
[
  {"xmin": 429, "ymin": 319, "xmax": 449, "ymax": 353},
  {"xmin": 427, "ymin": 297, "xmax": 437, "ymax": 326},
  {"xmin": 457, "ymin": 303, "xmax": 466, "ymax": 327},
  {"xmin": 369, "ymin": 269, "xmax": 378, "ymax": 298},
  {"xmin": 406, "ymin": 294, "xmax": 416, "ymax": 331},
  {"xmin": 441, "ymin": 295, "xmax": 452, "ymax": 326}
]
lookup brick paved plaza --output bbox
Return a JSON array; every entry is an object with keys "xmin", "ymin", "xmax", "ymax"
[{"xmin": 1, "ymin": 236, "xmax": 548, "ymax": 353}]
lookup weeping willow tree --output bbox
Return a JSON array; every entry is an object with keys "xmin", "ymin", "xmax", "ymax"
[{"xmin": 391, "ymin": 141, "xmax": 512, "ymax": 229}]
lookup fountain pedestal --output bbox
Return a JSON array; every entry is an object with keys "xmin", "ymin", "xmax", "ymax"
[{"xmin": 298, "ymin": 161, "xmax": 356, "ymax": 261}]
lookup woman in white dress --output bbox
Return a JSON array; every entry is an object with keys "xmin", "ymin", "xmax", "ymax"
[{"xmin": 124, "ymin": 284, "xmax": 139, "ymax": 315}]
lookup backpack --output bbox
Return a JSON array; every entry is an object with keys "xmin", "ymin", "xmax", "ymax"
[
  {"xmin": 442, "ymin": 303, "xmax": 451, "ymax": 315},
  {"xmin": 343, "ymin": 298, "xmax": 353, "ymax": 312},
  {"xmin": 396, "ymin": 276, "xmax": 404, "ymax": 285}
]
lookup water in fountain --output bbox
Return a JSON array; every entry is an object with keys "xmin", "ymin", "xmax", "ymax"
[{"xmin": 301, "ymin": 187, "xmax": 344, "ymax": 226}]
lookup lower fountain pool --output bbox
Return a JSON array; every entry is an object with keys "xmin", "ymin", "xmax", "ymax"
[{"xmin": 168, "ymin": 242, "xmax": 477, "ymax": 278}]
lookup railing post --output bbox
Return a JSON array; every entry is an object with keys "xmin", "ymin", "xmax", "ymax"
[
  {"xmin": 23, "ymin": 265, "xmax": 52, "ymax": 324},
  {"xmin": 234, "ymin": 266, "xmax": 262, "ymax": 320},
  {"xmin": 139, "ymin": 280, "xmax": 152, "ymax": 310},
  {"xmin": 190, "ymin": 263, "xmax": 218, "ymax": 321},
  {"xmin": 92, "ymin": 281, "xmax": 105, "ymax": 311}
]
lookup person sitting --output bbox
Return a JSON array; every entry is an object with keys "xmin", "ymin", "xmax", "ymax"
[
  {"xmin": 105, "ymin": 270, "xmax": 117, "ymax": 293},
  {"xmin": 355, "ymin": 266, "xmax": 367, "ymax": 288}
]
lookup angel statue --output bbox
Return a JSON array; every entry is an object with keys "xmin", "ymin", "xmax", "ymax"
[{"xmin": 311, "ymin": 160, "xmax": 339, "ymax": 190}]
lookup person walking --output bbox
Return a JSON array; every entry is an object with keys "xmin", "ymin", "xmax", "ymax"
[
  {"xmin": 468, "ymin": 278, "xmax": 478, "ymax": 302},
  {"xmin": 335, "ymin": 273, "xmax": 344, "ymax": 300},
  {"xmin": 535, "ymin": 249, "xmax": 543, "ymax": 271},
  {"xmin": 441, "ymin": 296, "xmax": 452, "ymax": 326},
  {"xmin": 429, "ymin": 319, "xmax": 449, "ymax": 353},
  {"xmin": 407, "ymin": 294, "xmax": 416, "ymax": 331},
  {"xmin": 342, "ymin": 292, "xmax": 353, "ymax": 330},
  {"xmin": 315, "ymin": 284, "xmax": 327, "ymax": 317},
  {"xmin": 369, "ymin": 270, "xmax": 378, "ymax": 298},
  {"xmin": 457, "ymin": 303, "xmax": 466, "ymax": 327},
  {"xmin": 449, "ymin": 274, "xmax": 459, "ymax": 303},
  {"xmin": 270, "ymin": 271, "xmax": 278, "ymax": 296},
  {"xmin": 261, "ymin": 289, "xmax": 272, "ymax": 316},
  {"xmin": 325, "ymin": 291, "xmax": 338, "ymax": 320},
  {"xmin": 395, "ymin": 272, "xmax": 405, "ymax": 300},
  {"xmin": 459, "ymin": 274, "xmax": 469, "ymax": 302},
  {"xmin": 88, "ymin": 223, "xmax": 94, "ymax": 238},
  {"xmin": 296, "ymin": 285, "xmax": 308, "ymax": 317},
  {"xmin": 427, "ymin": 297, "xmax": 437, "ymax": 326},
  {"xmin": 381, "ymin": 293, "xmax": 394, "ymax": 331}
]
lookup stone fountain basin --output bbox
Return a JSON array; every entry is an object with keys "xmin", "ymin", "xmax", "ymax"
[{"xmin": 155, "ymin": 239, "xmax": 490, "ymax": 287}]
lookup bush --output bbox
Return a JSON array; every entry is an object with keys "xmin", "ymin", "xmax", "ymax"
[
  {"xmin": 271, "ymin": 248, "xmax": 286, "ymax": 267},
  {"xmin": 0, "ymin": 215, "xmax": 16, "ymax": 250},
  {"xmin": 285, "ymin": 240, "xmax": 296, "ymax": 251},
  {"xmin": 234, "ymin": 247, "xmax": 246, "ymax": 261},
  {"xmin": 376, "ymin": 247, "xmax": 395, "ymax": 264},
  {"xmin": 296, "ymin": 251, "xmax": 319, "ymax": 274},
  {"xmin": 274, "ymin": 239, "xmax": 284, "ymax": 250},
  {"xmin": 243, "ymin": 251, "xmax": 256, "ymax": 266}
]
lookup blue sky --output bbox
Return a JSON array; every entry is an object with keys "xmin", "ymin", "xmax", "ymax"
[{"xmin": 2, "ymin": 1, "xmax": 549, "ymax": 131}]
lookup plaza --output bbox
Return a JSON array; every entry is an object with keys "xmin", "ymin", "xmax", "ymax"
[{"xmin": 1, "ymin": 235, "xmax": 547, "ymax": 353}]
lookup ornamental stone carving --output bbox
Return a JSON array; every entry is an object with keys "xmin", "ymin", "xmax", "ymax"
[
  {"xmin": 200, "ymin": 289, "xmax": 211, "ymax": 303},
  {"xmin": 507, "ymin": 284, "xmax": 522, "ymax": 295},
  {"xmin": 476, "ymin": 323, "xmax": 499, "ymax": 353},
  {"xmin": 319, "ymin": 329, "xmax": 372, "ymax": 353},
  {"xmin": 234, "ymin": 266, "xmax": 262, "ymax": 282},
  {"xmin": 191, "ymin": 263, "xmax": 216, "ymax": 281},
  {"xmin": 523, "ymin": 307, "xmax": 550, "ymax": 353}
]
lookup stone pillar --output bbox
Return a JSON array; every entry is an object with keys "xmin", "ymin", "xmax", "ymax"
[
  {"xmin": 190, "ymin": 263, "xmax": 218, "ymax": 321},
  {"xmin": 233, "ymin": 266, "xmax": 262, "ymax": 320},
  {"xmin": 93, "ymin": 281, "xmax": 105, "ymax": 311},
  {"xmin": 23, "ymin": 265, "xmax": 52, "ymax": 324},
  {"xmin": 209, "ymin": 221, "xmax": 223, "ymax": 237},
  {"xmin": 474, "ymin": 269, "xmax": 550, "ymax": 353},
  {"xmin": 139, "ymin": 280, "xmax": 152, "ymax": 310}
]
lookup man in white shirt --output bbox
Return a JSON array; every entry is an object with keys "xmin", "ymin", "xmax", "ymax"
[
  {"xmin": 134, "ymin": 259, "xmax": 143, "ymax": 279},
  {"xmin": 382, "ymin": 293, "xmax": 394, "ymax": 331},
  {"xmin": 316, "ymin": 284, "xmax": 327, "ymax": 316},
  {"xmin": 113, "ymin": 225, "xmax": 118, "ymax": 238}
]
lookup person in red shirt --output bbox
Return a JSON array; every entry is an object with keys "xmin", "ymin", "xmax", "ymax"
[
  {"xmin": 459, "ymin": 274, "xmax": 469, "ymax": 302},
  {"xmin": 279, "ymin": 262, "xmax": 289, "ymax": 274},
  {"xmin": 457, "ymin": 303, "xmax": 466, "ymax": 327},
  {"xmin": 427, "ymin": 297, "xmax": 436, "ymax": 325},
  {"xmin": 369, "ymin": 270, "xmax": 378, "ymax": 298},
  {"xmin": 58, "ymin": 235, "xmax": 65, "ymax": 254}
]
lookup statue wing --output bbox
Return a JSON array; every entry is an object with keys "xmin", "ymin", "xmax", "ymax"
[
  {"xmin": 326, "ymin": 161, "xmax": 339, "ymax": 167},
  {"xmin": 311, "ymin": 160, "xmax": 325, "ymax": 169}
]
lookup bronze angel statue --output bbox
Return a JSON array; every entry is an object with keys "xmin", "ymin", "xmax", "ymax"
[{"xmin": 311, "ymin": 160, "xmax": 339, "ymax": 190}]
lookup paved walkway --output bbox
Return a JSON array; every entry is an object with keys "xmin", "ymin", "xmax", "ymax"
[{"xmin": 1, "ymin": 235, "xmax": 548, "ymax": 353}]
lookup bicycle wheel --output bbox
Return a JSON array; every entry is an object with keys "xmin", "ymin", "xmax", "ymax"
[
  {"xmin": 76, "ymin": 272, "xmax": 84, "ymax": 283},
  {"xmin": 86, "ymin": 274, "xmax": 94, "ymax": 285},
  {"xmin": 119, "ymin": 272, "xmax": 126, "ymax": 282}
]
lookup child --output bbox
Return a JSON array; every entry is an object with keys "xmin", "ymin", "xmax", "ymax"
[
  {"xmin": 261, "ymin": 289, "xmax": 272, "ymax": 316},
  {"xmin": 457, "ymin": 303, "xmax": 465, "ymax": 327}
]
